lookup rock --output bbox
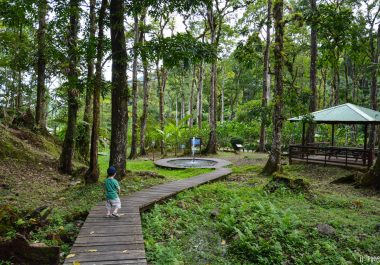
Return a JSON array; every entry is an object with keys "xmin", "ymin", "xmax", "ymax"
[
  {"xmin": 375, "ymin": 223, "xmax": 380, "ymax": 232},
  {"xmin": 25, "ymin": 206, "xmax": 48, "ymax": 220},
  {"xmin": 177, "ymin": 201, "xmax": 186, "ymax": 209},
  {"xmin": 136, "ymin": 171, "xmax": 165, "ymax": 179},
  {"xmin": 0, "ymin": 234, "xmax": 59, "ymax": 265},
  {"xmin": 210, "ymin": 208, "xmax": 220, "ymax": 219},
  {"xmin": 330, "ymin": 174, "xmax": 357, "ymax": 185},
  {"xmin": 0, "ymin": 183, "xmax": 10, "ymax": 190},
  {"xmin": 265, "ymin": 175, "xmax": 310, "ymax": 193},
  {"xmin": 69, "ymin": 180, "xmax": 81, "ymax": 187},
  {"xmin": 316, "ymin": 223, "xmax": 335, "ymax": 236}
]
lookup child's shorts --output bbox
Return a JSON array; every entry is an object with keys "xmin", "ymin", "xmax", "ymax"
[{"xmin": 106, "ymin": 198, "xmax": 121, "ymax": 210}]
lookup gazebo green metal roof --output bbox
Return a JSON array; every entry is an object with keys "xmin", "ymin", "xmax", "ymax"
[{"xmin": 289, "ymin": 103, "xmax": 380, "ymax": 124}]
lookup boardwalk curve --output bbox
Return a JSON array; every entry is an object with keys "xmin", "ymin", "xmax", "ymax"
[{"xmin": 64, "ymin": 160, "xmax": 231, "ymax": 265}]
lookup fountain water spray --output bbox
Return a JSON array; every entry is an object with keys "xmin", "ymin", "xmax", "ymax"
[{"xmin": 191, "ymin": 137, "xmax": 196, "ymax": 163}]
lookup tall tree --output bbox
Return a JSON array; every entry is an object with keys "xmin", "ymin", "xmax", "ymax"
[
  {"xmin": 188, "ymin": 65, "xmax": 196, "ymax": 127},
  {"xmin": 259, "ymin": 0, "xmax": 272, "ymax": 152},
  {"xmin": 205, "ymin": 4, "xmax": 218, "ymax": 154},
  {"xmin": 366, "ymin": 1, "xmax": 380, "ymax": 150},
  {"xmin": 59, "ymin": 0, "xmax": 81, "ymax": 174},
  {"xmin": 81, "ymin": 0, "xmax": 96, "ymax": 160},
  {"xmin": 197, "ymin": 59, "xmax": 204, "ymax": 129},
  {"xmin": 109, "ymin": 0, "xmax": 128, "ymax": 178},
  {"xmin": 35, "ymin": 0, "xmax": 48, "ymax": 131},
  {"xmin": 129, "ymin": 15, "xmax": 140, "ymax": 159},
  {"xmin": 263, "ymin": 0, "xmax": 284, "ymax": 174},
  {"xmin": 306, "ymin": 0, "xmax": 318, "ymax": 143},
  {"xmin": 139, "ymin": 11, "xmax": 149, "ymax": 156},
  {"xmin": 86, "ymin": 0, "xmax": 107, "ymax": 183}
]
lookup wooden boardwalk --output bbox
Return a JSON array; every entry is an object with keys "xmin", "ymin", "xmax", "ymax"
[{"xmin": 64, "ymin": 167, "xmax": 231, "ymax": 265}]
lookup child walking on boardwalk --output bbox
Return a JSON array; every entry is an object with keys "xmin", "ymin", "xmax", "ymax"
[{"xmin": 105, "ymin": 166, "xmax": 121, "ymax": 217}]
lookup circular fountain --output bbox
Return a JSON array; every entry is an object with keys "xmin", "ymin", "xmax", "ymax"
[
  {"xmin": 155, "ymin": 137, "xmax": 231, "ymax": 169},
  {"xmin": 154, "ymin": 157, "xmax": 231, "ymax": 169}
]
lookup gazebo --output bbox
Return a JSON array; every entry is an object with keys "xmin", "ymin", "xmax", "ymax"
[{"xmin": 288, "ymin": 103, "xmax": 380, "ymax": 168}]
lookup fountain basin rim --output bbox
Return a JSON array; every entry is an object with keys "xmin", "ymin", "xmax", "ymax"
[{"xmin": 154, "ymin": 157, "xmax": 231, "ymax": 169}]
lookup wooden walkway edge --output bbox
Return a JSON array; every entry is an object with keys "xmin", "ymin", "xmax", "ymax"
[{"xmin": 64, "ymin": 166, "xmax": 231, "ymax": 265}]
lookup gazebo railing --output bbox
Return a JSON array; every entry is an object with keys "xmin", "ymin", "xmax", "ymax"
[{"xmin": 289, "ymin": 144, "xmax": 373, "ymax": 168}]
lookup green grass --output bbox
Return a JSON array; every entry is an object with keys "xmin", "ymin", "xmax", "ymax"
[
  {"xmin": 142, "ymin": 165, "xmax": 380, "ymax": 265},
  {"xmin": 98, "ymin": 154, "xmax": 212, "ymax": 181}
]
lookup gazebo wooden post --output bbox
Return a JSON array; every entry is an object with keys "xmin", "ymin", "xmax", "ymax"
[
  {"xmin": 302, "ymin": 122, "xmax": 306, "ymax": 146},
  {"xmin": 331, "ymin": 124, "xmax": 335, "ymax": 146},
  {"xmin": 363, "ymin": 124, "xmax": 368, "ymax": 166},
  {"xmin": 301, "ymin": 122, "xmax": 306, "ymax": 159}
]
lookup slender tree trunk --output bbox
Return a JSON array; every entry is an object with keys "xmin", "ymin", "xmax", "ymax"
[
  {"xmin": 369, "ymin": 25, "xmax": 379, "ymax": 150},
  {"xmin": 263, "ymin": 0, "xmax": 284, "ymax": 175},
  {"xmin": 221, "ymin": 67, "xmax": 225, "ymax": 123},
  {"xmin": 197, "ymin": 61, "xmax": 204, "ymax": 129},
  {"xmin": 306, "ymin": 0, "xmax": 318, "ymax": 144},
  {"xmin": 352, "ymin": 63, "xmax": 357, "ymax": 104},
  {"xmin": 35, "ymin": 0, "xmax": 48, "ymax": 130},
  {"xmin": 205, "ymin": 7, "xmax": 217, "ymax": 154},
  {"xmin": 86, "ymin": 0, "xmax": 107, "ymax": 184},
  {"xmin": 81, "ymin": 0, "xmax": 96, "ymax": 160},
  {"xmin": 322, "ymin": 68, "xmax": 327, "ymax": 108},
  {"xmin": 16, "ymin": 24, "xmax": 23, "ymax": 111},
  {"xmin": 109, "ymin": 0, "xmax": 128, "ymax": 178},
  {"xmin": 129, "ymin": 15, "xmax": 140, "ymax": 160},
  {"xmin": 59, "ymin": 0, "xmax": 80, "ymax": 174},
  {"xmin": 344, "ymin": 59, "xmax": 350, "ymax": 102},
  {"xmin": 189, "ymin": 65, "xmax": 196, "ymax": 128},
  {"xmin": 159, "ymin": 69, "xmax": 167, "ymax": 154},
  {"xmin": 181, "ymin": 92, "xmax": 185, "ymax": 120},
  {"xmin": 259, "ymin": 0, "xmax": 271, "ymax": 152},
  {"xmin": 175, "ymin": 97, "xmax": 178, "ymax": 126},
  {"xmin": 139, "ymin": 14, "xmax": 149, "ymax": 156}
]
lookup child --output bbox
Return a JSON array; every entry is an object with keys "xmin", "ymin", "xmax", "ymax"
[{"xmin": 105, "ymin": 166, "xmax": 121, "ymax": 217}]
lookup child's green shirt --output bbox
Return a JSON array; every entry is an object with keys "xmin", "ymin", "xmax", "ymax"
[{"xmin": 105, "ymin": 178, "xmax": 120, "ymax": 200}]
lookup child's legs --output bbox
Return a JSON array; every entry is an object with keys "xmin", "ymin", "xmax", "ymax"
[
  {"xmin": 111, "ymin": 198, "xmax": 121, "ymax": 214},
  {"xmin": 105, "ymin": 200, "xmax": 112, "ymax": 215}
]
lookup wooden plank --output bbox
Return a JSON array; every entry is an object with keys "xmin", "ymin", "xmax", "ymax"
[
  {"xmin": 76, "ymin": 260, "xmax": 147, "ymax": 265},
  {"xmin": 65, "ymin": 250, "xmax": 146, "ymax": 261},
  {"xmin": 70, "ymin": 243, "xmax": 145, "ymax": 253},
  {"xmin": 74, "ymin": 235, "xmax": 143, "ymax": 244},
  {"xmin": 72, "ymin": 240, "xmax": 144, "ymax": 247},
  {"xmin": 80, "ymin": 225, "xmax": 142, "ymax": 233}
]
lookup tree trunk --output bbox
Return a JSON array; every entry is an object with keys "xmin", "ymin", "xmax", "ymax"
[
  {"xmin": 35, "ymin": 0, "xmax": 48, "ymax": 131},
  {"xmin": 109, "ymin": 0, "xmax": 128, "ymax": 178},
  {"xmin": 259, "ymin": 0, "xmax": 272, "ymax": 152},
  {"xmin": 81, "ymin": 0, "xmax": 96, "ymax": 161},
  {"xmin": 16, "ymin": 25, "xmax": 23, "ymax": 111},
  {"xmin": 322, "ymin": 68, "xmax": 327, "ymax": 108},
  {"xmin": 129, "ymin": 15, "xmax": 140, "ymax": 160},
  {"xmin": 344, "ymin": 59, "xmax": 349, "ymax": 102},
  {"xmin": 197, "ymin": 61, "xmax": 204, "ymax": 129},
  {"xmin": 221, "ymin": 67, "xmax": 225, "ymax": 123},
  {"xmin": 181, "ymin": 92, "xmax": 185, "ymax": 120},
  {"xmin": 139, "ymin": 14, "xmax": 149, "ymax": 156},
  {"xmin": 189, "ymin": 65, "xmax": 196, "ymax": 128},
  {"xmin": 175, "ymin": 97, "xmax": 178, "ymax": 126},
  {"xmin": 205, "ymin": 7, "xmax": 217, "ymax": 154},
  {"xmin": 306, "ymin": 0, "xmax": 318, "ymax": 144},
  {"xmin": 59, "ymin": 0, "xmax": 80, "ymax": 174},
  {"xmin": 159, "ymin": 69, "xmax": 167, "ymax": 154},
  {"xmin": 263, "ymin": 0, "xmax": 284, "ymax": 175},
  {"xmin": 352, "ymin": 63, "xmax": 357, "ymax": 104},
  {"xmin": 368, "ymin": 25, "xmax": 379, "ymax": 150},
  {"xmin": 85, "ymin": 0, "xmax": 107, "ymax": 184}
]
